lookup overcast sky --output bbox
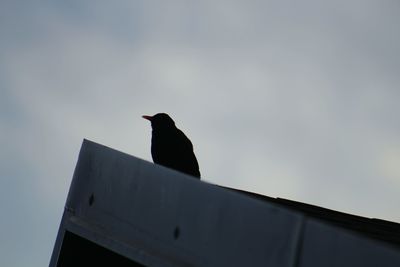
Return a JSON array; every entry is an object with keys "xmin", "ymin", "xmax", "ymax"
[{"xmin": 1, "ymin": 1, "xmax": 400, "ymax": 266}]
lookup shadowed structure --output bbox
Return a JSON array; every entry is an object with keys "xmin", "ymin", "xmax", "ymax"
[
  {"xmin": 49, "ymin": 140, "xmax": 400, "ymax": 267},
  {"xmin": 143, "ymin": 113, "xmax": 200, "ymax": 178}
]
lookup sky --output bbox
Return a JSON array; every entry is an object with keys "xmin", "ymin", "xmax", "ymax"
[{"xmin": 1, "ymin": 1, "xmax": 400, "ymax": 266}]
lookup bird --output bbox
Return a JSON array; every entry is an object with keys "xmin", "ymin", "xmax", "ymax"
[{"xmin": 143, "ymin": 113, "xmax": 201, "ymax": 179}]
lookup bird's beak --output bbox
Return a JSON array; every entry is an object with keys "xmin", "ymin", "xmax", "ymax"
[{"xmin": 142, "ymin": 115, "xmax": 153, "ymax": 121}]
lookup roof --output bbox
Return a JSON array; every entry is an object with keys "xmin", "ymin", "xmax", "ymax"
[
  {"xmin": 49, "ymin": 139, "xmax": 400, "ymax": 267},
  {"xmin": 226, "ymin": 187, "xmax": 400, "ymax": 248}
]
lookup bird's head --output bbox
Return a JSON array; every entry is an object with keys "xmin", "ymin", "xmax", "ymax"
[{"xmin": 142, "ymin": 113, "xmax": 176, "ymax": 130}]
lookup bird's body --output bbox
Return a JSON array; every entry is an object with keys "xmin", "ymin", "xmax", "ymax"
[{"xmin": 143, "ymin": 113, "xmax": 200, "ymax": 178}]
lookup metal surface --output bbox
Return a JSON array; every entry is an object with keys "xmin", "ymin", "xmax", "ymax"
[{"xmin": 49, "ymin": 139, "xmax": 400, "ymax": 266}]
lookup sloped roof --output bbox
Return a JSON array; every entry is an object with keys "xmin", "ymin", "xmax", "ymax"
[
  {"xmin": 225, "ymin": 187, "xmax": 400, "ymax": 248},
  {"xmin": 49, "ymin": 139, "xmax": 400, "ymax": 267}
]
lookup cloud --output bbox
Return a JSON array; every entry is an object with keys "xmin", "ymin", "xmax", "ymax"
[{"xmin": 1, "ymin": 1, "xmax": 400, "ymax": 266}]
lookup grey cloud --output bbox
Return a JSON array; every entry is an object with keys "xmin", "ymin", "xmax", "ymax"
[{"xmin": 1, "ymin": 1, "xmax": 400, "ymax": 266}]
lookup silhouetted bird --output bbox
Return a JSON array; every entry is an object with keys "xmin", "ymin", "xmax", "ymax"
[{"xmin": 143, "ymin": 113, "xmax": 201, "ymax": 178}]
